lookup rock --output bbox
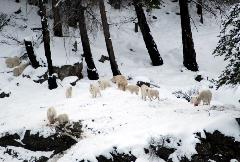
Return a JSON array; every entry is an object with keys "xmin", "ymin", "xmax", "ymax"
[
  {"xmin": 192, "ymin": 130, "xmax": 240, "ymax": 162},
  {"xmin": 136, "ymin": 81, "xmax": 150, "ymax": 87},
  {"xmin": 149, "ymin": 144, "xmax": 176, "ymax": 161},
  {"xmin": 54, "ymin": 63, "xmax": 83, "ymax": 80},
  {"xmin": 99, "ymin": 55, "xmax": 110, "ymax": 63},
  {"xmin": 195, "ymin": 75, "xmax": 204, "ymax": 82},
  {"xmin": 152, "ymin": 16, "xmax": 157, "ymax": 19},
  {"xmin": 34, "ymin": 63, "xmax": 83, "ymax": 83},
  {"xmin": 22, "ymin": 130, "xmax": 77, "ymax": 154},
  {"xmin": 3, "ymin": 148, "xmax": 49, "ymax": 162},
  {"xmin": 0, "ymin": 91, "xmax": 10, "ymax": 98},
  {"xmin": 0, "ymin": 133, "xmax": 23, "ymax": 147},
  {"xmin": 0, "ymin": 124, "xmax": 82, "ymax": 156},
  {"xmin": 96, "ymin": 147, "xmax": 137, "ymax": 162}
]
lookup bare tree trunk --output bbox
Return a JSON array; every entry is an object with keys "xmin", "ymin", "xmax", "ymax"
[
  {"xmin": 24, "ymin": 40, "xmax": 40, "ymax": 69},
  {"xmin": 52, "ymin": 0, "xmax": 63, "ymax": 36},
  {"xmin": 65, "ymin": 0, "xmax": 78, "ymax": 27},
  {"xmin": 133, "ymin": 0, "xmax": 163, "ymax": 66},
  {"xmin": 39, "ymin": 0, "xmax": 58, "ymax": 89},
  {"xmin": 77, "ymin": 0, "xmax": 99, "ymax": 80},
  {"xmin": 99, "ymin": 0, "xmax": 121, "ymax": 76},
  {"xmin": 179, "ymin": 0, "xmax": 198, "ymax": 71},
  {"xmin": 196, "ymin": 0, "xmax": 203, "ymax": 24},
  {"xmin": 135, "ymin": 22, "xmax": 138, "ymax": 33}
]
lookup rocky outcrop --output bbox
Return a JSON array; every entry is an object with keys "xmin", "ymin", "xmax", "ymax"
[
  {"xmin": 0, "ymin": 91, "xmax": 10, "ymax": 98},
  {"xmin": 34, "ymin": 62, "xmax": 83, "ymax": 83},
  {"xmin": 190, "ymin": 130, "xmax": 240, "ymax": 162},
  {"xmin": 0, "ymin": 121, "xmax": 82, "ymax": 161},
  {"xmin": 53, "ymin": 63, "xmax": 83, "ymax": 80}
]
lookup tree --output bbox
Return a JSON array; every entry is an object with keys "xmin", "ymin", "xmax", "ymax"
[
  {"xmin": 133, "ymin": 0, "xmax": 163, "ymax": 66},
  {"xmin": 77, "ymin": 0, "xmax": 99, "ymax": 80},
  {"xmin": 179, "ymin": 0, "xmax": 198, "ymax": 71},
  {"xmin": 39, "ymin": 0, "xmax": 58, "ymax": 90},
  {"xmin": 196, "ymin": 0, "xmax": 203, "ymax": 23},
  {"xmin": 213, "ymin": 3, "xmax": 240, "ymax": 87},
  {"xmin": 99, "ymin": 0, "xmax": 121, "ymax": 76},
  {"xmin": 24, "ymin": 40, "xmax": 40, "ymax": 69},
  {"xmin": 52, "ymin": 0, "xmax": 63, "ymax": 36}
]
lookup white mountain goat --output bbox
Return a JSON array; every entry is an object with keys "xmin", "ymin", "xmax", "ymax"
[
  {"xmin": 146, "ymin": 88, "xmax": 160, "ymax": 101},
  {"xmin": 56, "ymin": 114, "xmax": 69, "ymax": 125},
  {"xmin": 112, "ymin": 75, "xmax": 128, "ymax": 91},
  {"xmin": 190, "ymin": 96, "xmax": 198, "ymax": 106},
  {"xmin": 141, "ymin": 85, "xmax": 149, "ymax": 101},
  {"xmin": 47, "ymin": 107, "xmax": 57, "ymax": 124},
  {"xmin": 126, "ymin": 85, "xmax": 139, "ymax": 95},
  {"xmin": 98, "ymin": 80, "xmax": 111, "ymax": 90},
  {"xmin": 192, "ymin": 90, "xmax": 212, "ymax": 106},
  {"xmin": 13, "ymin": 63, "xmax": 28, "ymax": 77},
  {"xmin": 66, "ymin": 86, "xmax": 72, "ymax": 98},
  {"xmin": 5, "ymin": 56, "xmax": 21, "ymax": 68},
  {"xmin": 89, "ymin": 84, "xmax": 101, "ymax": 98}
]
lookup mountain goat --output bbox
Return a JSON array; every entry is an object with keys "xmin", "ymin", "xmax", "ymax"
[
  {"xmin": 146, "ymin": 88, "xmax": 160, "ymax": 101},
  {"xmin": 47, "ymin": 107, "xmax": 57, "ymax": 124},
  {"xmin": 126, "ymin": 85, "xmax": 139, "ymax": 95},
  {"xmin": 111, "ymin": 75, "xmax": 128, "ymax": 91},
  {"xmin": 89, "ymin": 84, "xmax": 101, "ymax": 98},
  {"xmin": 56, "ymin": 114, "xmax": 69, "ymax": 125},
  {"xmin": 13, "ymin": 63, "xmax": 28, "ymax": 77},
  {"xmin": 141, "ymin": 85, "xmax": 148, "ymax": 101},
  {"xmin": 98, "ymin": 80, "xmax": 111, "ymax": 90},
  {"xmin": 5, "ymin": 56, "xmax": 21, "ymax": 68},
  {"xmin": 192, "ymin": 90, "xmax": 212, "ymax": 106},
  {"xmin": 66, "ymin": 86, "xmax": 72, "ymax": 98}
]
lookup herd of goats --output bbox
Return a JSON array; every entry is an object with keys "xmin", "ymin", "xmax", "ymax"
[
  {"xmin": 47, "ymin": 75, "xmax": 213, "ymax": 127},
  {"xmin": 3, "ymin": 56, "xmax": 213, "ymax": 127}
]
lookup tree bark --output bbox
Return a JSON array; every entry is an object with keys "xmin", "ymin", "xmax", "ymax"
[
  {"xmin": 179, "ymin": 0, "xmax": 198, "ymax": 71},
  {"xmin": 197, "ymin": 0, "xmax": 203, "ymax": 24},
  {"xmin": 24, "ymin": 40, "xmax": 40, "ymax": 69},
  {"xmin": 99, "ymin": 0, "xmax": 121, "ymax": 76},
  {"xmin": 77, "ymin": 0, "xmax": 99, "ymax": 80},
  {"xmin": 39, "ymin": 0, "xmax": 58, "ymax": 89},
  {"xmin": 135, "ymin": 22, "xmax": 138, "ymax": 33},
  {"xmin": 52, "ymin": 0, "xmax": 63, "ymax": 37},
  {"xmin": 133, "ymin": 0, "xmax": 163, "ymax": 66},
  {"xmin": 65, "ymin": 0, "xmax": 78, "ymax": 27}
]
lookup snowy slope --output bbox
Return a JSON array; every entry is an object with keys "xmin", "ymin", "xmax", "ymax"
[{"xmin": 0, "ymin": 0, "xmax": 240, "ymax": 162}]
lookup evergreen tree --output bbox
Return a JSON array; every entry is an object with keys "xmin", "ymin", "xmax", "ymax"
[{"xmin": 213, "ymin": 3, "xmax": 240, "ymax": 87}]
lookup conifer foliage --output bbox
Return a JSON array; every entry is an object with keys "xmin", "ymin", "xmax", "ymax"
[{"xmin": 213, "ymin": 3, "xmax": 240, "ymax": 87}]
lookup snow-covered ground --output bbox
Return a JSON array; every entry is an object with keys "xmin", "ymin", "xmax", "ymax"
[{"xmin": 0, "ymin": 0, "xmax": 240, "ymax": 161}]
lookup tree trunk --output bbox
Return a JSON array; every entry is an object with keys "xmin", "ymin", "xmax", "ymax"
[
  {"xmin": 179, "ymin": 0, "xmax": 198, "ymax": 71},
  {"xmin": 135, "ymin": 22, "xmax": 138, "ymax": 33},
  {"xmin": 52, "ymin": 0, "xmax": 63, "ymax": 37},
  {"xmin": 24, "ymin": 40, "xmax": 40, "ymax": 69},
  {"xmin": 39, "ymin": 0, "xmax": 58, "ymax": 89},
  {"xmin": 66, "ymin": 0, "xmax": 78, "ymax": 27},
  {"xmin": 133, "ymin": 0, "xmax": 163, "ymax": 66},
  {"xmin": 197, "ymin": 0, "xmax": 203, "ymax": 24},
  {"xmin": 77, "ymin": 0, "xmax": 99, "ymax": 80},
  {"xmin": 99, "ymin": 0, "xmax": 121, "ymax": 76}
]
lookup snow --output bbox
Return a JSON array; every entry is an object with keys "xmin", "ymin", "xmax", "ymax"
[{"xmin": 0, "ymin": 0, "xmax": 240, "ymax": 161}]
